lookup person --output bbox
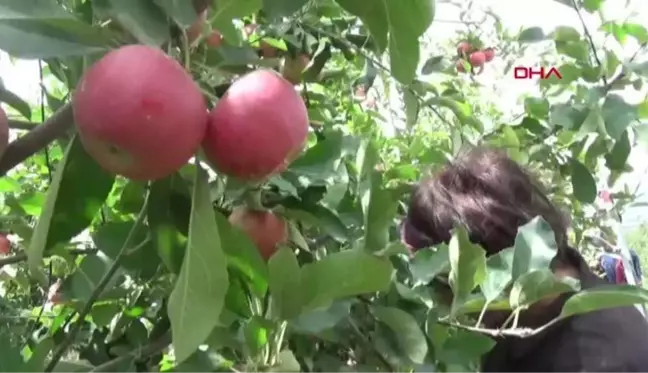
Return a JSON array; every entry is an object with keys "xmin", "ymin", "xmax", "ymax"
[{"xmin": 400, "ymin": 146, "xmax": 648, "ymax": 371}]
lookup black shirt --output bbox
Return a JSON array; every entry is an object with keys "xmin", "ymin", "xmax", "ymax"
[{"xmin": 482, "ymin": 250, "xmax": 648, "ymax": 372}]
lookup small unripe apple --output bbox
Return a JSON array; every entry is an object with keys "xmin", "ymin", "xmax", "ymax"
[
  {"xmin": 457, "ymin": 41, "xmax": 471, "ymax": 56},
  {"xmin": 206, "ymin": 30, "xmax": 223, "ymax": 48},
  {"xmin": 187, "ymin": 11, "xmax": 207, "ymax": 44},
  {"xmin": 259, "ymin": 41, "xmax": 278, "ymax": 58},
  {"xmin": 456, "ymin": 59, "xmax": 467, "ymax": 73},
  {"xmin": 0, "ymin": 234, "xmax": 10, "ymax": 255},
  {"xmin": 483, "ymin": 48, "xmax": 495, "ymax": 62}
]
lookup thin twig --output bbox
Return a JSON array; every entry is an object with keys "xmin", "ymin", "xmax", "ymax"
[
  {"xmin": 438, "ymin": 315, "xmax": 562, "ymax": 338},
  {"xmin": 44, "ymin": 194, "xmax": 150, "ymax": 372},
  {"xmin": 571, "ymin": 0, "xmax": 607, "ymax": 86},
  {"xmin": 0, "ymin": 248, "xmax": 98, "ymax": 268}
]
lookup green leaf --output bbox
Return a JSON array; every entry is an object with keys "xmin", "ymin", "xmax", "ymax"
[
  {"xmin": 518, "ymin": 27, "xmax": 546, "ymax": 43},
  {"xmin": 263, "ymin": 0, "xmax": 309, "ymax": 18},
  {"xmin": 403, "ymin": 89, "xmax": 419, "ymax": 129},
  {"xmin": 215, "ymin": 211, "xmax": 269, "ymax": 297},
  {"xmin": 448, "ymin": 227, "xmax": 487, "ymax": 312},
  {"xmin": 552, "ymin": 26, "xmax": 581, "ymax": 42},
  {"xmin": 573, "ymin": 106, "xmax": 604, "ymax": 138},
  {"xmin": 212, "ymin": 0, "xmax": 262, "ymax": 42},
  {"xmin": 168, "ymin": 167, "xmax": 230, "ymax": 365},
  {"xmin": 509, "ymin": 269, "xmax": 579, "ymax": 309},
  {"xmin": 605, "ymin": 129, "xmax": 631, "ymax": 171},
  {"xmin": 570, "ymin": 158, "xmax": 597, "ymax": 203},
  {"xmin": 0, "ymin": 332, "xmax": 29, "ymax": 371},
  {"xmin": 148, "ymin": 175, "xmax": 190, "ymax": 274},
  {"xmin": 333, "ymin": 0, "xmax": 388, "ymax": 52},
  {"xmin": 116, "ymin": 181, "xmax": 146, "ymax": 214},
  {"xmin": 104, "ymin": 0, "xmax": 170, "ymax": 46},
  {"xmin": 583, "ymin": 0, "xmax": 603, "ymax": 12},
  {"xmin": 268, "ymin": 246, "xmax": 303, "ymax": 320},
  {"xmin": 409, "ymin": 244, "xmax": 450, "ymax": 285},
  {"xmin": 0, "ymin": 88, "xmax": 31, "ymax": 120},
  {"xmin": 556, "ymin": 40, "xmax": 590, "ymax": 62},
  {"xmin": 362, "ymin": 172, "xmax": 399, "ymax": 252},
  {"xmin": 335, "ymin": 0, "xmax": 434, "ymax": 84},
  {"xmin": 301, "ymin": 249, "xmax": 393, "ymax": 312},
  {"xmin": 0, "ymin": 0, "xmax": 113, "ymax": 58},
  {"xmin": 481, "ymin": 247, "xmax": 514, "ymax": 302},
  {"xmin": 292, "ymin": 301, "xmax": 351, "ymax": 334},
  {"xmin": 289, "ymin": 131, "xmax": 344, "ymax": 185},
  {"xmin": 282, "ymin": 203, "xmax": 349, "ymax": 242},
  {"xmin": 154, "ymin": 0, "xmax": 198, "ymax": 27},
  {"xmin": 25, "ymin": 337, "xmax": 54, "ymax": 371},
  {"xmin": 385, "ymin": 0, "xmax": 434, "ymax": 84},
  {"xmin": 602, "ymin": 94, "xmax": 637, "ymax": 140},
  {"xmin": 511, "ymin": 217, "xmax": 558, "ymax": 283},
  {"xmin": 436, "ymin": 329, "xmax": 495, "ymax": 365},
  {"xmin": 28, "ymin": 135, "xmax": 115, "ymax": 286},
  {"xmin": 424, "ymin": 96, "xmax": 483, "ymax": 131},
  {"xmin": 60, "ymin": 254, "xmax": 120, "ymax": 303},
  {"xmin": 561, "ymin": 285, "xmax": 648, "ymax": 318},
  {"xmin": 524, "ymin": 97, "xmax": 550, "ymax": 118},
  {"xmin": 623, "ymin": 23, "xmax": 648, "ymax": 44},
  {"xmin": 372, "ymin": 306, "xmax": 428, "ymax": 364},
  {"xmin": 421, "ymin": 55, "xmax": 444, "ymax": 74},
  {"xmin": 93, "ymin": 221, "xmax": 161, "ymax": 281}
]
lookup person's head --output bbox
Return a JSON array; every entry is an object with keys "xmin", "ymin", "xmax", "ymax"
[
  {"xmin": 401, "ymin": 147, "xmax": 575, "ymax": 327},
  {"xmin": 402, "ymin": 147, "xmax": 569, "ymax": 255}
]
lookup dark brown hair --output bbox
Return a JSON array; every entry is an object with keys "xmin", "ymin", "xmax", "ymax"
[{"xmin": 402, "ymin": 147, "xmax": 569, "ymax": 256}]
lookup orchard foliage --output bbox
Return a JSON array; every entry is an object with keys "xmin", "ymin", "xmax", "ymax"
[{"xmin": 1, "ymin": 0, "xmax": 648, "ymax": 372}]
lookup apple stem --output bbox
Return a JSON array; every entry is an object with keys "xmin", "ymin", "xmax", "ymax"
[
  {"xmin": 181, "ymin": 29, "xmax": 191, "ymax": 71},
  {"xmin": 244, "ymin": 186, "xmax": 264, "ymax": 211}
]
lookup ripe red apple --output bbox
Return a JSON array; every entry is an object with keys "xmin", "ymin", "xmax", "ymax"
[
  {"xmin": 206, "ymin": 30, "xmax": 223, "ymax": 48},
  {"xmin": 259, "ymin": 41, "xmax": 278, "ymax": 58},
  {"xmin": 457, "ymin": 41, "xmax": 472, "ymax": 56},
  {"xmin": 469, "ymin": 51, "xmax": 486, "ymax": 67},
  {"xmin": 0, "ymin": 233, "xmax": 10, "ymax": 255},
  {"xmin": 229, "ymin": 206, "xmax": 287, "ymax": 261},
  {"xmin": 73, "ymin": 45, "xmax": 208, "ymax": 180},
  {"xmin": 0, "ymin": 106, "xmax": 8, "ymax": 160},
  {"xmin": 456, "ymin": 59, "xmax": 467, "ymax": 73},
  {"xmin": 203, "ymin": 69, "xmax": 309, "ymax": 181},
  {"xmin": 483, "ymin": 47, "xmax": 495, "ymax": 62},
  {"xmin": 281, "ymin": 54, "xmax": 310, "ymax": 84}
]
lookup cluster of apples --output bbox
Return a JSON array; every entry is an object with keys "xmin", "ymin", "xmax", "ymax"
[{"xmin": 455, "ymin": 41, "xmax": 495, "ymax": 75}]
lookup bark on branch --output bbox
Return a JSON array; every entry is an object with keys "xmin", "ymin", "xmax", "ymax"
[{"xmin": 0, "ymin": 102, "xmax": 74, "ymax": 177}]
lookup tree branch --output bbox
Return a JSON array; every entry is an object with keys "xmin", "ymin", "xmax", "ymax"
[
  {"xmin": 0, "ymin": 102, "xmax": 74, "ymax": 177},
  {"xmin": 0, "ymin": 248, "xmax": 98, "ymax": 268}
]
